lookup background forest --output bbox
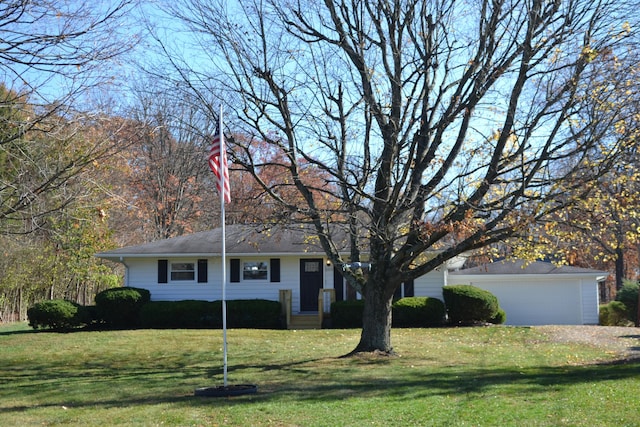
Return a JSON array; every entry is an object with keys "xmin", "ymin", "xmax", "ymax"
[{"xmin": 2, "ymin": 0, "xmax": 640, "ymax": 323}]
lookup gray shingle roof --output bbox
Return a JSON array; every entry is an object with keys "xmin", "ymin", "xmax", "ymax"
[
  {"xmin": 449, "ymin": 259, "xmax": 607, "ymax": 276},
  {"xmin": 96, "ymin": 223, "xmax": 349, "ymax": 260}
]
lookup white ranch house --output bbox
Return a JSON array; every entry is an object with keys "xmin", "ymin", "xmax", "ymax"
[{"xmin": 96, "ymin": 224, "xmax": 606, "ymax": 327}]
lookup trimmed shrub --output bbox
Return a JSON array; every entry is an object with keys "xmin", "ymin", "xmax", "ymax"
[
  {"xmin": 27, "ymin": 299, "xmax": 81, "ymax": 331},
  {"xmin": 76, "ymin": 305, "xmax": 100, "ymax": 328},
  {"xmin": 95, "ymin": 287, "xmax": 151, "ymax": 328},
  {"xmin": 331, "ymin": 299, "xmax": 364, "ymax": 328},
  {"xmin": 140, "ymin": 299, "xmax": 281, "ymax": 329},
  {"xmin": 489, "ymin": 308, "xmax": 507, "ymax": 325},
  {"xmin": 392, "ymin": 297, "xmax": 445, "ymax": 327},
  {"xmin": 223, "ymin": 299, "xmax": 282, "ymax": 329},
  {"xmin": 140, "ymin": 300, "xmax": 215, "ymax": 329},
  {"xmin": 443, "ymin": 284, "xmax": 501, "ymax": 325},
  {"xmin": 615, "ymin": 281, "xmax": 639, "ymax": 324},
  {"xmin": 600, "ymin": 301, "xmax": 632, "ymax": 326}
]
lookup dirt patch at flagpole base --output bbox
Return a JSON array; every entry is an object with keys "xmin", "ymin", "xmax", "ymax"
[{"xmin": 194, "ymin": 384, "xmax": 258, "ymax": 397}]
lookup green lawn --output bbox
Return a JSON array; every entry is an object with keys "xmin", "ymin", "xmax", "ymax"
[{"xmin": 1, "ymin": 323, "xmax": 638, "ymax": 426}]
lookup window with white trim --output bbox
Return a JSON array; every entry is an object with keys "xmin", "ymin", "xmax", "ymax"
[
  {"xmin": 171, "ymin": 262, "xmax": 195, "ymax": 281},
  {"xmin": 242, "ymin": 261, "xmax": 268, "ymax": 280}
]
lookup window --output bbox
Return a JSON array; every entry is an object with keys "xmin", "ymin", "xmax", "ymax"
[
  {"xmin": 243, "ymin": 261, "xmax": 268, "ymax": 280},
  {"xmin": 171, "ymin": 262, "xmax": 195, "ymax": 281},
  {"xmin": 304, "ymin": 260, "xmax": 320, "ymax": 273},
  {"xmin": 230, "ymin": 258, "xmax": 279, "ymax": 282}
]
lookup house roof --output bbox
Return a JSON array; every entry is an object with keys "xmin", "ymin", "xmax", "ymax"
[
  {"xmin": 96, "ymin": 223, "xmax": 350, "ymax": 260},
  {"xmin": 449, "ymin": 259, "xmax": 607, "ymax": 276}
]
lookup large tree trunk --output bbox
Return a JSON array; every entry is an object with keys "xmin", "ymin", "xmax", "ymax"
[
  {"xmin": 615, "ymin": 246, "xmax": 624, "ymax": 292},
  {"xmin": 351, "ymin": 281, "xmax": 395, "ymax": 354}
]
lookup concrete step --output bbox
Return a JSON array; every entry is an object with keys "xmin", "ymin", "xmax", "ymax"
[{"xmin": 288, "ymin": 314, "xmax": 320, "ymax": 330}]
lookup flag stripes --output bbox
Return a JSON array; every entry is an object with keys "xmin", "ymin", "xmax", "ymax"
[{"xmin": 208, "ymin": 126, "xmax": 231, "ymax": 204}]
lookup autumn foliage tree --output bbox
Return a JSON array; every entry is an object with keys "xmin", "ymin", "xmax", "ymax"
[
  {"xmin": 159, "ymin": 0, "xmax": 639, "ymax": 354},
  {"xmin": 230, "ymin": 135, "xmax": 340, "ymax": 224},
  {"xmin": 121, "ymin": 108, "xmax": 214, "ymax": 241},
  {"xmin": 0, "ymin": 1, "xmax": 138, "ymax": 233},
  {"xmin": 504, "ymin": 51, "xmax": 640, "ymax": 297}
]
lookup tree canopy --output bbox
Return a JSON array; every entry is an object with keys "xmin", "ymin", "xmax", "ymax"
[{"xmin": 155, "ymin": 0, "xmax": 640, "ymax": 353}]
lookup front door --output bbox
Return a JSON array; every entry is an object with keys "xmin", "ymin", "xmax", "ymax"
[{"xmin": 300, "ymin": 259, "xmax": 323, "ymax": 311}]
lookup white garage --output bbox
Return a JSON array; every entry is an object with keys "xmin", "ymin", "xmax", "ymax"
[{"xmin": 447, "ymin": 260, "xmax": 607, "ymax": 326}]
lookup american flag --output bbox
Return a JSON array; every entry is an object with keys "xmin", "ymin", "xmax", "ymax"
[{"xmin": 208, "ymin": 125, "xmax": 231, "ymax": 204}]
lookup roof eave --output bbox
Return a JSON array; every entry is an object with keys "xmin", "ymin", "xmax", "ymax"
[{"xmin": 96, "ymin": 251, "xmax": 342, "ymax": 260}]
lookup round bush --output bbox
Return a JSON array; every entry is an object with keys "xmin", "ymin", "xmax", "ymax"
[
  {"xmin": 392, "ymin": 297, "xmax": 445, "ymax": 327},
  {"xmin": 489, "ymin": 308, "xmax": 507, "ymax": 325},
  {"xmin": 27, "ymin": 299, "xmax": 81, "ymax": 331},
  {"xmin": 615, "ymin": 281, "xmax": 638, "ymax": 324},
  {"xmin": 443, "ymin": 284, "xmax": 501, "ymax": 325},
  {"xmin": 331, "ymin": 300, "xmax": 365, "ymax": 328},
  {"xmin": 95, "ymin": 287, "xmax": 151, "ymax": 328},
  {"xmin": 76, "ymin": 305, "xmax": 100, "ymax": 328},
  {"xmin": 600, "ymin": 301, "xmax": 631, "ymax": 326}
]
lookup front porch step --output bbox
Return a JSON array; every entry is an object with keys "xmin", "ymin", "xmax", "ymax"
[{"xmin": 288, "ymin": 314, "xmax": 320, "ymax": 330}]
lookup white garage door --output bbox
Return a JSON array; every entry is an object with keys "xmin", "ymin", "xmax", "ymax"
[{"xmin": 474, "ymin": 280, "xmax": 582, "ymax": 326}]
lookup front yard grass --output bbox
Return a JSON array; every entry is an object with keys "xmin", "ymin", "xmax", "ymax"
[{"xmin": 0, "ymin": 323, "xmax": 638, "ymax": 426}]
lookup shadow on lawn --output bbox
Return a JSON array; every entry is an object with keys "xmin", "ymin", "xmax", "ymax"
[
  {"xmin": 209, "ymin": 356, "xmax": 640, "ymax": 403},
  {"xmin": 2, "ymin": 354, "xmax": 639, "ymax": 415},
  {"xmin": 619, "ymin": 334, "xmax": 640, "ymax": 354},
  {"xmin": 0, "ymin": 328, "xmax": 36, "ymax": 337}
]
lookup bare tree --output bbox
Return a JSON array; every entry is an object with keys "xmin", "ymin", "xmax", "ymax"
[
  {"xmin": 0, "ymin": 0, "xmax": 139, "ymax": 233},
  {"xmin": 122, "ymin": 85, "xmax": 218, "ymax": 241},
  {"xmin": 161, "ymin": 0, "xmax": 639, "ymax": 353}
]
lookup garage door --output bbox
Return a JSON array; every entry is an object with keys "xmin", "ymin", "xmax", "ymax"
[{"xmin": 475, "ymin": 280, "xmax": 582, "ymax": 326}]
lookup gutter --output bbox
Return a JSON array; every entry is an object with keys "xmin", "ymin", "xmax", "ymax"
[{"xmin": 119, "ymin": 256, "xmax": 130, "ymax": 287}]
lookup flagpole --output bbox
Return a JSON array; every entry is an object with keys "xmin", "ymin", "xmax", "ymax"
[{"xmin": 219, "ymin": 105, "xmax": 228, "ymax": 387}]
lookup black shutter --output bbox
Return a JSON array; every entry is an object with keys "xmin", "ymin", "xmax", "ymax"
[
  {"xmin": 333, "ymin": 267, "xmax": 344, "ymax": 302},
  {"xmin": 158, "ymin": 259, "xmax": 168, "ymax": 284},
  {"xmin": 404, "ymin": 279, "xmax": 415, "ymax": 297},
  {"xmin": 270, "ymin": 258, "xmax": 281, "ymax": 282},
  {"xmin": 230, "ymin": 259, "xmax": 241, "ymax": 283},
  {"xmin": 394, "ymin": 284, "xmax": 402, "ymax": 300},
  {"xmin": 197, "ymin": 259, "xmax": 208, "ymax": 283}
]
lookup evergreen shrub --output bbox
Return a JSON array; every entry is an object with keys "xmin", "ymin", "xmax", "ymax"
[
  {"xmin": 222, "ymin": 299, "xmax": 282, "ymax": 328},
  {"xmin": 140, "ymin": 300, "xmax": 215, "ymax": 329},
  {"xmin": 76, "ymin": 305, "xmax": 100, "ymax": 327},
  {"xmin": 600, "ymin": 301, "xmax": 632, "ymax": 326},
  {"xmin": 95, "ymin": 287, "xmax": 151, "ymax": 328},
  {"xmin": 443, "ymin": 284, "xmax": 501, "ymax": 325},
  {"xmin": 27, "ymin": 299, "xmax": 81, "ymax": 330},
  {"xmin": 392, "ymin": 297, "xmax": 445, "ymax": 327},
  {"xmin": 615, "ymin": 281, "xmax": 639, "ymax": 324},
  {"xmin": 489, "ymin": 308, "xmax": 507, "ymax": 325},
  {"xmin": 140, "ymin": 299, "xmax": 281, "ymax": 329},
  {"xmin": 331, "ymin": 299, "xmax": 364, "ymax": 328}
]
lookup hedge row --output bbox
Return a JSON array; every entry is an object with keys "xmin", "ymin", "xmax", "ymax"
[
  {"xmin": 392, "ymin": 296, "xmax": 446, "ymax": 327},
  {"xmin": 28, "ymin": 284, "xmax": 505, "ymax": 331},
  {"xmin": 139, "ymin": 299, "xmax": 282, "ymax": 329},
  {"xmin": 330, "ymin": 285, "xmax": 505, "ymax": 328},
  {"xmin": 27, "ymin": 287, "xmax": 282, "ymax": 331}
]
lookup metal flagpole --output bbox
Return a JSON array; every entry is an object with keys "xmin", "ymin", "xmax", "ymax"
[
  {"xmin": 197, "ymin": 106, "xmax": 256, "ymax": 397},
  {"xmin": 219, "ymin": 105, "xmax": 228, "ymax": 387}
]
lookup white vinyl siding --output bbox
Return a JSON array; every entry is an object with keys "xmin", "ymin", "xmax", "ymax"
[
  {"xmin": 414, "ymin": 269, "xmax": 447, "ymax": 301},
  {"xmin": 581, "ymin": 280, "xmax": 600, "ymax": 325},
  {"xmin": 449, "ymin": 274, "xmax": 599, "ymax": 326},
  {"xmin": 123, "ymin": 255, "xmax": 314, "ymax": 312}
]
